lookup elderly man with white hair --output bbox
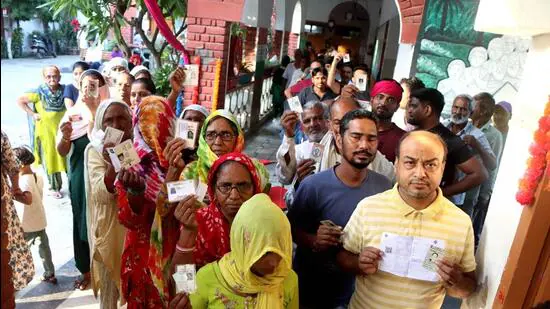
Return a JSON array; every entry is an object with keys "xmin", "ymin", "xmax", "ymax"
[{"xmin": 442, "ymin": 94, "xmax": 497, "ymax": 216}]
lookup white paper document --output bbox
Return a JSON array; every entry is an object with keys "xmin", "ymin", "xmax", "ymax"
[
  {"xmin": 107, "ymin": 140, "xmax": 140, "ymax": 172},
  {"xmin": 173, "ymin": 264, "xmax": 197, "ymax": 294},
  {"xmin": 378, "ymin": 232, "xmax": 446, "ymax": 282},
  {"xmin": 287, "ymin": 96, "xmax": 303, "ymax": 113},
  {"xmin": 166, "ymin": 179, "xmax": 209, "ymax": 203}
]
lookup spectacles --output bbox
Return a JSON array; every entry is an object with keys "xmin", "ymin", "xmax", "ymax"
[
  {"xmin": 216, "ymin": 182, "xmax": 253, "ymax": 195},
  {"xmin": 205, "ymin": 131, "xmax": 235, "ymax": 142}
]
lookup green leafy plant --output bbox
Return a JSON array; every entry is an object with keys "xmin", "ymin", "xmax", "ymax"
[
  {"xmin": 12, "ymin": 27, "xmax": 24, "ymax": 58},
  {"xmin": 153, "ymin": 63, "xmax": 177, "ymax": 97},
  {"xmin": 230, "ymin": 22, "xmax": 247, "ymax": 39}
]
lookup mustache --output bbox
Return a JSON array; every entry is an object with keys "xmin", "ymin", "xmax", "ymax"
[
  {"xmin": 410, "ymin": 180, "xmax": 430, "ymax": 185},
  {"xmin": 353, "ymin": 150, "xmax": 375, "ymax": 157}
]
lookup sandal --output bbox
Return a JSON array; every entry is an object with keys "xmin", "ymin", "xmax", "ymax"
[
  {"xmin": 52, "ymin": 191, "xmax": 63, "ymax": 199},
  {"xmin": 74, "ymin": 273, "xmax": 90, "ymax": 290},
  {"xmin": 41, "ymin": 274, "xmax": 58, "ymax": 284}
]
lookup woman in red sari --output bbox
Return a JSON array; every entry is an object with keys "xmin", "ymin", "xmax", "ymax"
[
  {"xmin": 171, "ymin": 153, "xmax": 262, "ymax": 268},
  {"xmin": 116, "ymin": 95, "xmax": 176, "ymax": 308}
]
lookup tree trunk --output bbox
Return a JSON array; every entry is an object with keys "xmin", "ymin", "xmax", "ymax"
[{"xmin": 113, "ymin": 18, "xmax": 131, "ymax": 57}]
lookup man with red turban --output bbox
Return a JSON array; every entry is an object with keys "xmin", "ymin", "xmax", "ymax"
[{"xmin": 369, "ymin": 79, "xmax": 406, "ymax": 162}]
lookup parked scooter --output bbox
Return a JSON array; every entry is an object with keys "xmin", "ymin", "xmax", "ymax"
[{"xmin": 31, "ymin": 34, "xmax": 57, "ymax": 59}]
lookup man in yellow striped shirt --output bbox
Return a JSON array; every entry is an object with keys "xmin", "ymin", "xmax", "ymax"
[{"xmin": 338, "ymin": 130, "xmax": 477, "ymax": 308}]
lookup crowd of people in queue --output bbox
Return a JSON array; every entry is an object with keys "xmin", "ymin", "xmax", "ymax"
[{"xmin": 1, "ymin": 42, "xmax": 517, "ymax": 309}]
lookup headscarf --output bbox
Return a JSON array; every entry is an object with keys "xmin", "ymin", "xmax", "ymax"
[
  {"xmin": 180, "ymin": 104, "xmax": 210, "ymax": 119},
  {"xmin": 194, "ymin": 152, "xmax": 262, "ymax": 267},
  {"xmin": 130, "ymin": 65, "xmax": 150, "ymax": 77},
  {"xmin": 37, "ymin": 84, "xmax": 65, "ymax": 112},
  {"xmin": 497, "ymin": 101, "xmax": 512, "ymax": 116},
  {"xmin": 89, "ymin": 99, "xmax": 132, "ymax": 153},
  {"xmin": 107, "ymin": 57, "xmax": 129, "ymax": 71},
  {"xmin": 182, "ymin": 110, "xmax": 245, "ymax": 184},
  {"xmin": 371, "ymin": 79, "xmax": 403, "ymax": 103},
  {"xmin": 38, "ymin": 66, "xmax": 65, "ymax": 112},
  {"xmin": 217, "ymin": 193, "xmax": 292, "ymax": 309}
]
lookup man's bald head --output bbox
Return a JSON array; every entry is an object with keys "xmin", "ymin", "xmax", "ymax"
[
  {"xmin": 396, "ymin": 131, "xmax": 447, "ymax": 162},
  {"xmin": 328, "ymin": 96, "xmax": 362, "ymax": 134},
  {"xmin": 395, "ymin": 130, "xmax": 448, "ymax": 203}
]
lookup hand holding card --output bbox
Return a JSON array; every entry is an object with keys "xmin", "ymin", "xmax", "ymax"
[
  {"xmin": 356, "ymin": 74, "xmax": 368, "ymax": 92},
  {"xmin": 176, "ymin": 119, "xmax": 199, "ymax": 150}
]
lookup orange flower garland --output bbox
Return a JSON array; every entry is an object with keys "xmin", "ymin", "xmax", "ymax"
[
  {"xmin": 211, "ymin": 59, "xmax": 223, "ymax": 111},
  {"xmin": 516, "ymin": 97, "xmax": 550, "ymax": 206}
]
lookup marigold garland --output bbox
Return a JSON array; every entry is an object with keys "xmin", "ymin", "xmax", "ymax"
[
  {"xmin": 211, "ymin": 58, "xmax": 223, "ymax": 111},
  {"xmin": 516, "ymin": 97, "xmax": 550, "ymax": 206}
]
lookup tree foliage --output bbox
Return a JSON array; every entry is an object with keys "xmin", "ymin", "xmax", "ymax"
[{"xmin": 43, "ymin": 0, "xmax": 187, "ymax": 67}]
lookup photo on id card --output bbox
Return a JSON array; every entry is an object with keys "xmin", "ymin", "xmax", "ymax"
[
  {"xmin": 107, "ymin": 139, "xmax": 140, "ymax": 172},
  {"xmin": 176, "ymin": 119, "xmax": 199, "ymax": 149},
  {"xmin": 310, "ymin": 143, "xmax": 324, "ymax": 162},
  {"xmin": 356, "ymin": 74, "xmax": 368, "ymax": 92}
]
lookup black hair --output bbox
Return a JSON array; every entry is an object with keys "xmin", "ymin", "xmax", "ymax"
[
  {"xmin": 132, "ymin": 77, "xmax": 157, "ymax": 94},
  {"xmin": 342, "ymin": 63, "xmax": 353, "ymax": 70},
  {"xmin": 396, "ymin": 131, "xmax": 448, "ymax": 162},
  {"xmin": 13, "ymin": 146, "xmax": 35, "ymax": 166},
  {"xmin": 400, "ymin": 77, "xmax": 425, "ymax": 91},
  {"xmin": 72, "ymin": 61, "xmax": 90, "ymax": 72},
  {"xmin": 354, "ymin": 64, "xmax": 370, "ymax": 74},
  {"xmin": 473, "ymin": 92, "xmax": 496, "ymax": 115},
  {"xmin": 339, "ymin": 109, "xmax": 377, "ymax": 135},
  {"xmin": 410, "ymin": 88, "xmax": 445, "ymax": 117},
  {"xmin": 311, "ymin": 67, "xmax": 328, "ymax": 78},
  {"xmin": 80, "ymin": 69, "xmax": 106, "ymax": 87},
  {"xmin": 281, "ymin": 55, "xmax": 291, "ymax": 67}
]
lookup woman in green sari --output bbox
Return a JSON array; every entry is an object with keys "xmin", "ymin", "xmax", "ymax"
[
  {"xmin": 56, "ymin": 69, "xmax": 107, "ymax": 290},
  {"xmin": 17, "ymin": 65, "xmax": 66, "ymax": 199}
]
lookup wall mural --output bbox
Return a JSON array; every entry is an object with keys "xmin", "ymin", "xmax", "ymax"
[{"xmin": 411, "ymin": 0, "xmax": 530, "ymax": 117}]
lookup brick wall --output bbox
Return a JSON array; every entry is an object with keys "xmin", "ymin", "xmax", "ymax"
[
  {"xmin": 244, "ymin": 27, "xmax": 257, "ymax": 69},
  {"xmin": 183, "ymin": 17, "xmax": 231, "ymax": 109},
  {"xmin": 272, "ymin": 30, "xmax": 283, "ymax": 59},
  {"xmin": 288, "ymin": 32, "xmax": 299, "ymax": 58},
  {"xmin": 397, "ymin": 0, "xmax": 425, "ymax": 44}
]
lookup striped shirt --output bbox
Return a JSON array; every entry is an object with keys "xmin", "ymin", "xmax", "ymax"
[{"xmin": 342, "ymin": 185, "xmax": 476, "ymax": 309}]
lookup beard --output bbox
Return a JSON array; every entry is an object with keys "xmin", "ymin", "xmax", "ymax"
[
  {"xmin": 308, "ymin": 131, "xmax": 326, "ymax": 143},
  {"xmin": 347, "ymin": 149, "xmax": 375, "ymax": 169},
  {"xmin": 450, "ymin": 114, "xmax": 469, "ymax": 124}
]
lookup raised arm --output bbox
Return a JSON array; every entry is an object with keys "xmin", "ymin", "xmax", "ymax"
[{"xmin": 327, "ymin": 55, "xmax": 342, "ymax": 94}]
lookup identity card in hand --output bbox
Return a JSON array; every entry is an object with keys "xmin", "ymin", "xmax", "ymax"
[
  {"xmin": 343, "ymin": 53, "xmax": 351, "ymax": 63},
  {"xmin": 172, "ymin": 264, "xmax": 197, "ymax": 294},
  {"xmin": 195, "ymin": 181, "xmax": 208, "ymax": 203},
  {"xmin": 356, "ymin": 74, "xmax": 368, "ymax": 92},
  {"xmin": 287, "ymin": 96, "xmax": 303, "ymax": 113},
  {"xmin": 104, "ymin": 127, "xmax": 124, "ymax": 146},
  {"xmin": 107, "ymin": 140, "xmax": 140, "ymax": 172},
  {"xmin": 310, "ymin": 143, "xmax": 324, "ymax": 163},
  {"xmin": 167, "ymin": 180, "xmax": 196, "ymax": 203},
  {"xmin": 378, "ymin": 232, "xmax": 445, "ymax": 282},
  {"xmin": 176, "ymin": 119, "xmax": 199, "ymax": 150}
]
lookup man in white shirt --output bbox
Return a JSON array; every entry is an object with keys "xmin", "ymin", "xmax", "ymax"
[
  {"xmin": 442, "ymin": 94, "xmax": 496, "ymax": 216},
  {"xmin": 277, "ymin": 101, "xmax": 330, "ymax": 185},
  {"xmin": 282, "ymin": 50, "xmax": 303, "ymax": 88},
  {"xmin": 277, "ymin": 97, "xmax": 395, "ymax": 190}
]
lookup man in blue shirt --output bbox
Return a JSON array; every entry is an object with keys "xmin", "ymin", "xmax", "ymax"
[{"xmin": 288, "ymin": 109, "xmax": 392, "ymax": 309}]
